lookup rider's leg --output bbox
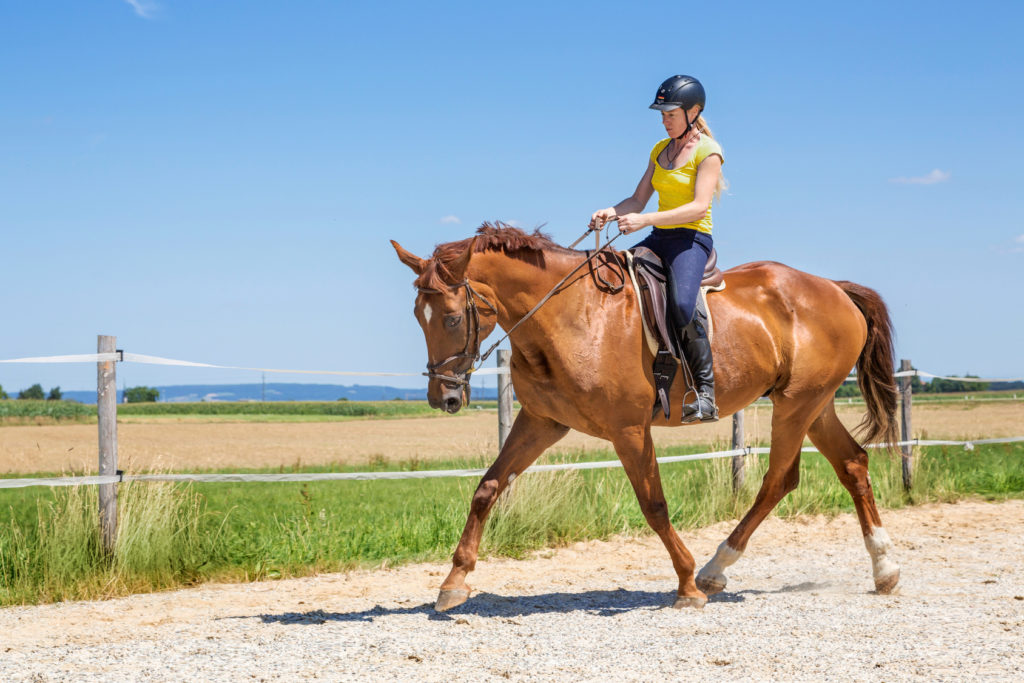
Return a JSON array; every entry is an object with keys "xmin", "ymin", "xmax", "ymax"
[
  {"xmin": 632, "ymin": 228, "xmax": 717, "ymax": 421},
  {"xmin": 680, "ymin": 307, "xmax": 718, "ymax": 423},
  {"xmin": 660, "ymin": 230, "xmax": 717, "ymax": 423}
]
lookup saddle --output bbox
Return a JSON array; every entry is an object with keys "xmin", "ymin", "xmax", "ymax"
[{"xmin": 626, "ymin": 247, "xmax": 726, "ymax": 420}]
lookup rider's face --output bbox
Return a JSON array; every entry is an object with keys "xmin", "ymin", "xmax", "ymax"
[{"xmin": 661, "ymin": 105, "xmax": 702, "ymax": 138}]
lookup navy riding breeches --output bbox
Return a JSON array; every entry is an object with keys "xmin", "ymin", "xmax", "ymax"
[{"xmin": 632, "ymin": 228, "xmax": 713, "ymax": 328}]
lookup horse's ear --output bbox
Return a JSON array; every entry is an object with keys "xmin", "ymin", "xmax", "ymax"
[
  {"xmin": 391, "ymin": 240, "xmax": 427, "ymax": 275},
  {"xmin": 447, "ymin": 237, "xmax": 477, "ymax": 281}
]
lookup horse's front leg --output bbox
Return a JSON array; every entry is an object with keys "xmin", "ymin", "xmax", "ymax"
[
  {"xmin": 435, "ymin": 408, "xmax": 569, "ymax": 612},
  {"xmin": 612, "ymin": 425, "xmax": 706, "ymax": 608}
]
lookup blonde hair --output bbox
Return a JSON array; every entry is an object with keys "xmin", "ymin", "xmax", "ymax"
[{"xmin": 694, "ymin": 115, "xmax": 728, "ymax": 200}]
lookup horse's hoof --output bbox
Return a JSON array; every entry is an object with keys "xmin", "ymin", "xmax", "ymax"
[
  {"xmin": 672, "ymin": 595, "xmax": 707, "ymax": 610},
  {"xmin": 874, "ymin": 569, "xmax": 900, "ymax": 595},
  {"xmin": 435, "ymin": 588, "xmax": 470, "ymax": 612},
  {"xmin": 696, "ymin": 574, "xmax": 726, "ymax": 596}
]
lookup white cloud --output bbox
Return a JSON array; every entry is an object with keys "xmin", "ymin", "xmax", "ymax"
[
  {"xmin": 439, "ymin": 215, "xmax": 461, "ymax": 224},
  {"xmin": 1010, "ymin": 234, "xmax": 1024, "ymax": 253},
  {"xmin": 889, "ymin": 169, "xmax": 951, "ymax": 185},
  {"xmin": 123, "ymin": 0, "xmax": 159, "ymax": 18}
]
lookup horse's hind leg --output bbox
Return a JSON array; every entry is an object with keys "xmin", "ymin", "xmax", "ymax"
[
  {"xmin": 435, "ymin": 408, "xmax": 569, "ymax": 612},
  {"xmin": 612, "ymin": 425, "xmax": 706, "ymax": 608},
  {"xmin": 807, "ymin": 402, "xmax": 900, "ymax": 593},
  {"xmin": 696, "ymin": 397, "xmax": 819, "ymax": 596}
]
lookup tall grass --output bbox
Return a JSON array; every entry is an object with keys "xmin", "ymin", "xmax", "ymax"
[
  {"xmin": 0, "ymin": 479, "xmax": 205, "ymax": 604},
  {"xmin": 1, "ymin": 442, "xmax": 1021, "ymax": 606}
]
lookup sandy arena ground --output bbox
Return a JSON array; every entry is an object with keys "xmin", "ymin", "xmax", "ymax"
[
  {"xmin": 1, "ymin": 499, "xmax": 1021, "ymax": 681},
  {"xmin": 0, "ymin": 401, "xmax": 1022, "ymax": 474}
]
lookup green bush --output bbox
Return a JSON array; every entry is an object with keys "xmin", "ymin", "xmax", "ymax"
[
  {"xmin": 17, "ymin": 384, "xmax": 45, "ymax": 400},
  {"xmin": 124, "ymin": 386, "xmax": 160, "ymax": 403}
]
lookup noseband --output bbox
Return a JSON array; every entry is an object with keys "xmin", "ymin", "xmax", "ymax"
[{"xmin": 417, "ymin": 281, "xmax": 496, "ymax": 395}]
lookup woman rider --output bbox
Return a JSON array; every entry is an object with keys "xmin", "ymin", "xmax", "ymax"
[{"xmin": 590, "ymin": 74, "xmax": 724, "ymax": 423}]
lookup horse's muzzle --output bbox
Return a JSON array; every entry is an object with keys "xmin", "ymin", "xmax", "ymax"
[{"xmin": 428, "ymin": 383, "xmax": 464, "ymax": 414}]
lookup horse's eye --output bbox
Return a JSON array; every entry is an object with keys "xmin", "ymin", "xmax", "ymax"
[{"xmin": 445, "ymin": 315, "xmax": 462, "ymax": 328}]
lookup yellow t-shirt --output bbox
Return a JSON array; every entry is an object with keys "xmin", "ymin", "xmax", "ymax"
[{"xmin": 649, "ymin": 135, "xmax": 724, "ymax": 234}]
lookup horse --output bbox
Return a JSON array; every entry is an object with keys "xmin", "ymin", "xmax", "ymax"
[{"xmin": 391, "ymin": 223, "xmax": 901, "ymax": 612}]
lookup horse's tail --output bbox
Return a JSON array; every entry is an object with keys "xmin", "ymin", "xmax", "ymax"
[{"xmin": 834, "ymin": 280, "xmax": 900, "ymax": 450}]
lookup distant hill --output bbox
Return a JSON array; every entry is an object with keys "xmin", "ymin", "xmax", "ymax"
[{"xmin": 61, "ymin": 383, "xmax": 498, "ymax": 405}]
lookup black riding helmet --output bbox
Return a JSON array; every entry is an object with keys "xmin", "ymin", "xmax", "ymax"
[{"xmin": 650, "ymin": 75, "xmax": 705, "ymax": 138}]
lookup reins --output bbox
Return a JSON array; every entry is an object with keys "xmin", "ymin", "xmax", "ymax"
[
  {"xmin": 418, "ymin": 222, "xmax": 625, "ymax": 397},
  {"xmin": 475, "ymin": 223, "xmax": 624, "ymax": 367}
]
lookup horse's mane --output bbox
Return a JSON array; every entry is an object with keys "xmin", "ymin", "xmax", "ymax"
[{"xmin": 415, "ymin": 222, "xmax": 575, "ymax": 290}]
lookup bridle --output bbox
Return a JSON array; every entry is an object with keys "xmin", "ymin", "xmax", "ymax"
[
  {"xmin": 416, "ymin": 280, "xmax": 496, "ymax": 397},
  {"xmin": 417, "ymin": 224, "xmax": 624, "ymax": 402}
]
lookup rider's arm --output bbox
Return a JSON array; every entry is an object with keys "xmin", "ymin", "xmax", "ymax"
[{"xmin": 589, "ymin": 161, "xmax": 655, "ymax": 228}]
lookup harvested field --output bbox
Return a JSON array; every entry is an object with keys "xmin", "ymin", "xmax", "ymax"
[
  {"xmin": 1, "ymin": 401, "xmax": 1022, "ymax": 474},
  {"xmin": 1, "ymin": 500, "xmax": 1021, "ymax": 681}
]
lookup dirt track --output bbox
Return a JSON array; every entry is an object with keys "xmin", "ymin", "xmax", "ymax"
[
  {"xmin": 2, "ymin": 500, "xmax": 1022, "ymax": 681},
  {"xmin": 1, "ymin": 401, "xmax": 1022, "ymax": 474}
]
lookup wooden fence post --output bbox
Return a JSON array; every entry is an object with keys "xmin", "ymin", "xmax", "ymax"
[
  {"xmin": 497, "ymin": 349, "xmax": 513, "ymax": 452},
  {"xmin": 899, "ymin": 358, "xmax": 913, "ymax": 491},
  {"xmin": 97, "ymin": 335, "xmax": 119, "ymax": 554},
  {"xmin": 731, "ymin": 410, "xmax": 745, "ymax": 493}
]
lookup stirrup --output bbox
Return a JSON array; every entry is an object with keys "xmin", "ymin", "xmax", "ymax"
[{"xmin": 681, "ymin": 392, "xmax": 719, "ymax": 424}]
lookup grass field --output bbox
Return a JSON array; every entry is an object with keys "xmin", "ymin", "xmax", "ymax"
[{"xmin": 1, "ymin": 440, "xmax": 1022, "ymax": 606}]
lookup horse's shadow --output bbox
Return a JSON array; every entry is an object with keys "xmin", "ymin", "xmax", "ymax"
[{"xmin": 223, "ymin": 583, "xmax": 831, "ymax": 626}]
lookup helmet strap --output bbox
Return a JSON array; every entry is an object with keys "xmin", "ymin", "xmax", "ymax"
[{"xmin": 674, "ymin": 109, "xmax": 702, "ymax": 140}]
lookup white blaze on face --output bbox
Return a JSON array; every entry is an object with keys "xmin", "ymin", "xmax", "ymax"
[
  {"xmin": 864, "ymin": 526, "xmax": 899, "ymax": 580},
  {"xmin": 423, "ymin": 303, "xmax": 433, "ymax": 324}
]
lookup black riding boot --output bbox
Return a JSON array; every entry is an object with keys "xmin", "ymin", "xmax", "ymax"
[{"xmin": 680, "ymin": 316, "xmax": 719, "ymax": 424}]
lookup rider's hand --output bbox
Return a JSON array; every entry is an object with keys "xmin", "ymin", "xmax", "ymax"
[
  {"xmin": 589, "ymin": 208, "xmax": 617, "ymax": 230},
  {"xmin": 617, "ymin": 213, "xmax": 648, "ymax": 234}
]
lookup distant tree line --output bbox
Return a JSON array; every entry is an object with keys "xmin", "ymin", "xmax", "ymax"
[
  {"xmin": 0, "ymin": 383, "xmax": 64, "ymax": 400},
  {"xmin": 0, "ymin": 383, "xmax": 159, "ymax": 402}
]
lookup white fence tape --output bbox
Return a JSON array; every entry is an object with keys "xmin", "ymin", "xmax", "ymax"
[
  {"xmin": 0, "ymin": 353, "xmax": 121, "ymax": 364},
  {"xmin": 0, "ymin": 351, "xmax": 511, "ymax": 377},
  {"xmin": 7, "ymin": 351, "xmax": 1022, "ymax": 382},
  {"xmin": 3, "ymin": 437, "xmax": 1021, "ymax": 490},
  {"xmin": 892, "ymin": 370, "xmax": 1024, "ymax": 383},
  {"xmin": 6, "ymin": 351, "xmax": 1023, "ymax": 382}
]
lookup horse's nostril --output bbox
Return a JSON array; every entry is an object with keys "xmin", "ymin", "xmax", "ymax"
[{"xmin": 443, "ymin": 397, "xmax": 461, "ymax": 413}]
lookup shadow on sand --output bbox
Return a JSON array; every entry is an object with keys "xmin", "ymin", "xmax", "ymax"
[{"xmin": 226, "ymin": 580, "xmax": 835, "ymax": 626}]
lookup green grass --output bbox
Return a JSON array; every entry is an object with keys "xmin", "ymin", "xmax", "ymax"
[
  {"xmin": 0, "ymin": 399, "xmax": 501, "ymax": 423},
  {"xmin": 0, "ymin": 400, "xmax": 95, "ymax": 421},
  {"xmin": 1, "ymin": 442, "xmax": 1022, "ymax": 606}
]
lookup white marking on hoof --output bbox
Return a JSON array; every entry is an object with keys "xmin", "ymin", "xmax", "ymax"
[
  {"xmin": 864, "ymin": 526, "xmax": 900, "ymax": 592},
  {"xmin": 697, "ymin": 541, "xmax": 743, "ymax": 595},
  {"xmin": 423, "ymin": 303, "xmax": 433, "ymax": 324}
]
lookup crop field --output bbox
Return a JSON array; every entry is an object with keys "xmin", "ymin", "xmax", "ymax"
[{"xmin": 0, "ymin": 399, "xmax": 1021, "ymax": 474}]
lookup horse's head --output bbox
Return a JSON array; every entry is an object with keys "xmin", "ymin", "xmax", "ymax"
[{"xmin": 391, "ymin": 237, "xmax": 497, "ymax": 414}]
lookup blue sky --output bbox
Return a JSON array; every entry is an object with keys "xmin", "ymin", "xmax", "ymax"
[{"xmin": 1, "ymin": 0, "xmax": 1022, "ymax": 394}]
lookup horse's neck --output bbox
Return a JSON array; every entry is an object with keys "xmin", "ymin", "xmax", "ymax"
[{"xmin": 469, "ymin": 249, "xmax": 584, "ymax": 331}]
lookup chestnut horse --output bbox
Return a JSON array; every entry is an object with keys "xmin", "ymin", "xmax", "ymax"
[{"xmin": 392, "ymin": 224, "xmax": 901, "ymax": 611}]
